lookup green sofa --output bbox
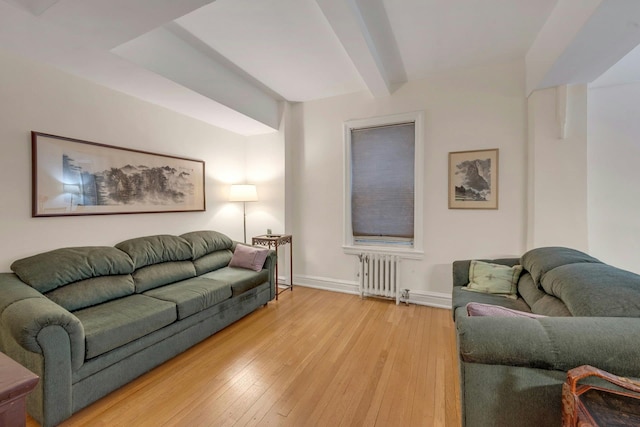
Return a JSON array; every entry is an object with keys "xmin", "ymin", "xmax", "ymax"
[
  {"xmin": 0, "ymin": 230, "xmax": 276, "ymax": 427},
  {"xmin": 452, "ymin": 247, "xmax": 640, "ymax": 427}
]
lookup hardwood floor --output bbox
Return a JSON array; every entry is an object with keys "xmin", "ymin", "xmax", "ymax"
[{"xmin": 28, "ymin": 287, "xmax": 461, "ymax": 427}]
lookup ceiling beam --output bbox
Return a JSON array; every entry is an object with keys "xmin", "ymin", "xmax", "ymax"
[
  {"xmin": 315, "ymin": 0, "xmax": 406, "ymax": 97},
  {"xmin": 3, "ymin": 0, "xmax": 61, "ymax": 16},
  {"xmin": 526, "ymin": 0, "xmax": 640, "ymax": 95},
  {"xmin": 112, "ymin": 24, "xmax": 282, "ymax": 131},
  {"xmin": 24, "ymin": 0, "xmax": 216, "ymax": 49},
  {"xmin": 0, "ymin": 1, "xmax": 277, "ymax": 135}
]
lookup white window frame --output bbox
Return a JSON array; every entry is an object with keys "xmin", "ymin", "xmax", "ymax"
[{"xmin": 343, "ymin": 111, "xmax": 424, "ymax": 259}]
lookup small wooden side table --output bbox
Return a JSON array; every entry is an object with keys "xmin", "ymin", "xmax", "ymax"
[
  {"xmin": 0, "ymin": 352, "xmax": 39, "ymax": 427},
  {"xmin": 252, "ymin": 234, "xmax": 292, "ymax": 300}
]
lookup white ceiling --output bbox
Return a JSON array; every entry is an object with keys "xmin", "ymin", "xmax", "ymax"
[
  {"xmin": 592, "ymin": 42, "xmax": 640, "ymax": 88},
  {"xmin": 0, "ymin": 0, "xmax": 565, "ymax": 135}
]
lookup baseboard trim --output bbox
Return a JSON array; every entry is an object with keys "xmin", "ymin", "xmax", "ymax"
[
  {"xmin": 294, "ymin": 274, "xmax": 452, "ymax": 309},
  {"xmin": 294, "ymin": 274, "xmax": 359, "ymax": 295},
  {"xmin": 407, "ymin": 290, "xmax": 452, "ymax": 309}
]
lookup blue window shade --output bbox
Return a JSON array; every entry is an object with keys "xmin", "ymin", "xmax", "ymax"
[{"xmin": 351, "ymin": 122, "xmax": 415, "ymax": 243}]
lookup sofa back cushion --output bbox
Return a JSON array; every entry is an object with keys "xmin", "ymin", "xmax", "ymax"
[
  {"xmin": 516, "ymin": 272, "xmax": 572, "ymax": 316},
  {"xmin": 520, "ymin": 247, "xmax": 601, "ymax": 284},
  {"xmin": 541, "ymin": 263, "xmax": 640, "ymax": 317},
  {"xmin": 115, "ymin": 235, "xmax": 193, "ymax": 269},
  {"xmin": 193, "ymin": 250, "xmax": 233, "ymax": 276},
  {"xmin": 516, "ymin": 272, "xmax": 544, "ymax": 306},
  {"xmin": 530, "ymin": 295, "xmax": 572, "ymax": 317},
  {"xmin": 133, "ymin": 261, "xmax": 196, "ymax": 293},
  {"xmin": 45, "ymin": 274, "xmax": 135, "ymax": 312},
  {"xmin": 11, "ymin": 247, "xmax": 134, "ymax": 293},
  {"xmin": 180, "ymin": 230, "xmax": 233, "ymax": 260}
]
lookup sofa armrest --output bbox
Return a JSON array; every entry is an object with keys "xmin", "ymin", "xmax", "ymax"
[
  {"xmin": 456, "ymin": 314, "xmax": 640, "ymax": 377},
  {"xmin": 263, "ymin": 251, "xmax": 278, "ymax": 300},
  {"xmin": 0, "ymin": 273, "xmax": 85, "ymax": 370}
]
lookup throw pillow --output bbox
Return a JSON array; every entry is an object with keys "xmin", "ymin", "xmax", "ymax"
[
  {"xmin": 462, "ymin": 260, "xmax": 523, "ymax": 299},
  {"xmin": 229, "ymin": 245, "xmax": 269, "ymax": 272},
  {"xmin": 466, "ymin": 302, "xmax": 546, "ymax": 318}
]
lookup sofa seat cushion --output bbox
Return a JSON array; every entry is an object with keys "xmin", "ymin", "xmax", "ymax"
[
  {"xmin": 202, "ymin": 267, "xmax": 269, "ymax": 297},
  {"xmin": 132, "ymin": 261, "xmax": 196, "ymax": 293},
  {"xmin": 74, "ymin": 294, "xmax": 177, "ymax": 359},
  {"xmin": 541, "ymin": 263, "xmax": 640, "ymax": 317},
  {"xmin": 143, "ymin": 278, "xmax": 232, "ymax": 320}
]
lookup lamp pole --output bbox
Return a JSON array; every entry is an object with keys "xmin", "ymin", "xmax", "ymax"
[
  {"xmin": 229, "ymin": 184, "xmax": 258, "ymax": 244},
  {"xmin": 242, "ymin": 200, "xmax": 248, "ymax": 243}
]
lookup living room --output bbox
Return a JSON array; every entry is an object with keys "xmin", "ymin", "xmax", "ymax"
[{"xmin": 1, "ymin": 0, "xmax": 640, "ymax": 426}]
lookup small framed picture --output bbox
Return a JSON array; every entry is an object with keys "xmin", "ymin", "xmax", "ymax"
[{"xmin": 448, "ymin": 148, "xmax": 499, "ymax": 209}]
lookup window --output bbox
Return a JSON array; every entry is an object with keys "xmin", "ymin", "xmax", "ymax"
[{"xmin": 343, "ymin": 111, "xmax": 424, "ymax": 256}]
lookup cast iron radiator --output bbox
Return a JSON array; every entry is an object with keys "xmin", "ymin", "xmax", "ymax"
[{"xmin": 358, "ymin": 253, "xmax": 400, "ymax": 305}]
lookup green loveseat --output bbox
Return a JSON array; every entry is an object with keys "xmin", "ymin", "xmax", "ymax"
[
  {"xmin": 452, "ymin": 247, "xmax": 640, "ymax": 427},
  {"xmin": 0, "ymin": 230, "xmax": 276, "ymax": 427}
]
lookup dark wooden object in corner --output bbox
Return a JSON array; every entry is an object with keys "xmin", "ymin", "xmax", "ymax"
[
  {"xmin": 0, "ymin": 352, "xmax": 39, "ymax": 427},
  {"xmin": 562, "ymin": 365, "xmax": 640, "ymax": 426}
]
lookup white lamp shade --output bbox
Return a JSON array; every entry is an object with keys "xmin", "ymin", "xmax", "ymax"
[
  {"xmin": 62, "ymin": 184, "xmax": 81, "ymax": 194},
  {"xmin": 229, "ymin": 184, "xmax": 258, "ymax": 202}
]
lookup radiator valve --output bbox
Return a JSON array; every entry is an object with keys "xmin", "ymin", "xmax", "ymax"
[{"xmin": 401, "ymin": 288, "xmax": 410, "ymax": 305}]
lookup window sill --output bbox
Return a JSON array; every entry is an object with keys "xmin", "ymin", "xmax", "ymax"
[{"xmin": 342, "ymin": 245, "xmax": 424, "ymax": 260}]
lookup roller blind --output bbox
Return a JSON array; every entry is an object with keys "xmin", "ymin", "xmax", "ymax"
[{"xmin": 351, "ymin": 122, "xmax": 415, "ymax": 244}]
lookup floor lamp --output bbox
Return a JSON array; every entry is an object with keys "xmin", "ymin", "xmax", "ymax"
[{"xmin": 229, "ymin": 184, "xmax": 258, "ymax": 243}]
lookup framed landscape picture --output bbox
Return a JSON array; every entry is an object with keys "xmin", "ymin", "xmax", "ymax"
[
  {"xmin": 448, "ymin": 148, "xmax": 498, "ymax": 209},
  {"xmin": 32, "ymin": 132, "xmax": 205, "ymax": 217}
]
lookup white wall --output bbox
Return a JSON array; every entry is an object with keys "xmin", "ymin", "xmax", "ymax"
[
  {"xmin": 0, "ymin": 48, "xmax": 282, "ymax": 271},
  {"xmin": 526, "ymin": 85, "xmax": 589, "ymax": 251},
  {"xmin": 244, "ymin": 110, "xmax": 287, "ymax": 281},
  {"xmin": 244, "ymin": 107, "xmax": 286, "ymax": 240},
  {"xmin": 588, "ymin": 83, "xmax": 640, "ymax": 273},
  {"xmin": 288, "ymin": 61, "xmax": 528, "ymax": 306}
]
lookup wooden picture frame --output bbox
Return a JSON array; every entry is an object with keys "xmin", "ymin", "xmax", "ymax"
[
  {"xmin": 32, "ymin": 131, "xmax": 205, "ymax": 217},
  {"xmin": 448, "ymin": 148, "xmax": 498, "ymax": 209}
]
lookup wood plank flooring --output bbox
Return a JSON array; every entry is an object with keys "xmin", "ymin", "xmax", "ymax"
[{"xmin": 27, "ymin": 286, "xmax": 461, "ymax": 427}]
